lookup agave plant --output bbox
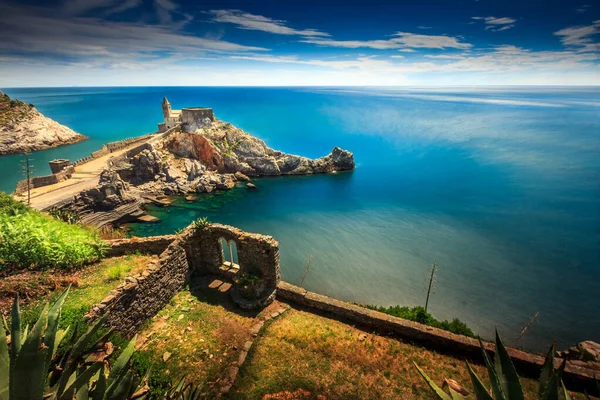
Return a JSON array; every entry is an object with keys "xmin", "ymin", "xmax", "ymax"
[
  {"xmin": 0, "ymin": 289, "xmax": 147, "ymax": 400},
  {"xmin": 414, "ymin": 330, "xmax": 598, "ymax": 400}
]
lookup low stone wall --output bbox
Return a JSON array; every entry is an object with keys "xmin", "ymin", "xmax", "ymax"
[
  {"xmin": 14, "ymin": 165, "xmax": 74, "ymax": 194},
  {"xmin": 105, "ymin": 235, "xmax": 177, "ymax": 257},
  {"xmin": 276, "ymin": 281, "xmax": 599, "ymax": 391},
  {"xmin": 89, "ymin": 231, "xmax": 192, "ymax": 336}
]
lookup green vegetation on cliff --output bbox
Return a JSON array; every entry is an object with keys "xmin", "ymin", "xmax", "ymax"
[
  {"xmin": 0, "ymin": 92, "xmax": 34, "ymax": 126},
  {"xmin": 0, "ymin": 192, "xmax": 106, "ymax": 271},
  {"xmin": 366, "ymin": 305, "xmax": 475, "ymax": 337}
]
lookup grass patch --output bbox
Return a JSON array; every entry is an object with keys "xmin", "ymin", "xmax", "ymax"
[
  {"xmin": 12, "ymin": 254, "xmax": 154, "ymax": 329},
  {"xmin": 231, "ymin": 309, "xmax": 539, "ymax": 400},
  {"xmin": 131, "ymin": 287, "xmax": 256, "ymax": 398},
  {"xmin": 0, "ymin": 192, "xmax": 107, "ymax": 271},
  {"xmin": 365, "ymin": 305, "xmax": 475, "ymax": 337}
]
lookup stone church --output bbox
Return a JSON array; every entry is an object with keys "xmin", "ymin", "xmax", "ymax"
[{"xmin": 158, "ymin": 97, "xmax": 215, "ymax": 133}]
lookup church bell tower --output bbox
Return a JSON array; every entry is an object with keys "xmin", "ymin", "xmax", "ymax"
[{"xmin": 162, "ymin": 96, "xmax": 172, "ymax": 118}]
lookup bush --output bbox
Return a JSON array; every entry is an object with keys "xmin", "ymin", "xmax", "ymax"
[
  {"xmin": 0, "ymin": 192, "xmax": 106, "ymax": 270},
  {"xmin": 366, "ymin": 305, "xmax": 475, "ymax": 337}
]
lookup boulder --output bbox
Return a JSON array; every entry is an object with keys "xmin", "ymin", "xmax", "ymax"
[
  {"xmin": 559, "ymin": 341, "xmax": 600, "ymax": 363},
  {"xmin": 234, "ymin": 171, "xmax": 250, "ymax": 181},
  {"xmin": 246, "ymin": 183, "xmax": 257, "ymax": 190}
]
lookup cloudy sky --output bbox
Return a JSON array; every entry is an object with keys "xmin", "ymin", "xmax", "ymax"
[{"xmin": 0, "ymin": 0, "xmax": 599, "ymax": 86}]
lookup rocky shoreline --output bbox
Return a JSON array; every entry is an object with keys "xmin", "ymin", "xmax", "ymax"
[
  {"xmin": 0, "ymin": 91, "xmax": 86, "ymax": 155},
  {"xmin": 62, "ymin": 118, "xmax": 354, "ymax": 226}
]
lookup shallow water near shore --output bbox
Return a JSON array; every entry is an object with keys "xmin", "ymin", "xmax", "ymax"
[{"xmin": 1, "ymin": 86, "xmax": 599, "ymax": 352}]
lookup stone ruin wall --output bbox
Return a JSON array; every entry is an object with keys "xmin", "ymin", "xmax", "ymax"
[
  {"xmin": 89, "ymin": 224, "xmax": 280, "ymax": 335},
  {"xmin": 181, "ymin": 108, "xmax": 215, "ymax": 133},
  {"xmin": 183, "ymin": 223, "xmax": 280, "ymax": 290}
]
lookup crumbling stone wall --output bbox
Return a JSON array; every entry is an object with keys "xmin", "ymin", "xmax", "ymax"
[
  {"xmin": 89, "ymin": 231, "xmax": 192, "ymax": 336},
  {"xmin": 14, "ymin": 165, "xmax": 74, "ymax": 194},
  {"xmin": 105, "ymin": 235, "xmax": 177, "ymax": 257},
  {"xmin": 184, "ymin": 223, "xmax": 280, "ymax": 290}
]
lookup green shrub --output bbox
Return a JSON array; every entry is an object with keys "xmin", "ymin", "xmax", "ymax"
[
  {"xmin": 366, "ymin": 305, "xmax": 475, "ymax": 337},
  {"xmin": 0, "ymin": 192, "xmax": 106, "ymax": 270}
]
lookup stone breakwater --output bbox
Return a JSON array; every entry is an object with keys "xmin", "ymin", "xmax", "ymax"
[
  {"xmin": 62, "ymin": 119, "xmax": 354, "ymax": 226},
  {"xmin": 0, "ymin": 92, "xmax": 86, "ymax": 155}
]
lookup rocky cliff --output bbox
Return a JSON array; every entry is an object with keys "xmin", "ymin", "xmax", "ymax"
[
  {"xmin": 63, "ymin": 117, "xmax": 354, "ymax": 226},
  {"xmin": 0, "ymin": 92, "xmax": 86, "ymax": 155},
  {"xmin": 109, "ymin": 119, "xmax": 354, "ymax": 196}
]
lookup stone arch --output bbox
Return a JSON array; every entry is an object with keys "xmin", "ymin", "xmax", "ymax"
[{"xmin": 218, "ymin": 236, "xmax": 239, "ymax": 269}]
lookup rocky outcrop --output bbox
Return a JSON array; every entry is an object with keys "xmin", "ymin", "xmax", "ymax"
[
  {"xmin": 104, "ymin": 118, "xmax": 354, "ymax": 199},
  {"xmin": 0, "ymin": 92, "xmax": 86, "ymax": 155}
]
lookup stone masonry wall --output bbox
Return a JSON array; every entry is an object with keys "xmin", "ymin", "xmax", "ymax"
[
  {"xmin": 105, "ymin": 235, "xmax": 177, "ymax": 257},
  {"xmin": 89, "ymin": 231, "xmax": 192, "ymax": 336},
  {"xmin": 184, "ymin": 223, "xmax": 280, "ymax": 291},
  {"xmin": 14, "ymin": 165, "xmax": 74, "ymax": 194}
]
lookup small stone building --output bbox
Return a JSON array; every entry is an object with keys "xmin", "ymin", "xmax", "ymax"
[{"xmin": 158, "ymin": 97, "xmax": 215, "ymax": 133}]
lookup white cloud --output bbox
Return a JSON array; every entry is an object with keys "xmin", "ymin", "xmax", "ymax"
[
  {"xmin": 154, "ymin": 0, "xmax": 178, "ymax": 24},
  {"xmin": 576, "ymin": 5, "xmax": 591, "ymax": 13},
  {"xmin": 0, "ymin": 3, "xmax": 266, "ymax": 64},
  {"xmin": 425, "ymin": 54, "xmax": 466, "ymax": 59},
  {"xmin": 554, "ymin": 20, "xmax": 600, "ymax": 52},
  {"xmin": 393, "ymin": 32, "xmax": 472, "ymax": 49},
  {"xmin": 472, "ymin": 16, "xmax": 516, "ymax": 32},
  {"xmin": 208, "ymin": 9, "xmax": 329, "ymax": 37},
  {"xmin": 302, "ymin": 32, "xmax": 471, "ymax": 51},
  {"xmin": 417, "ymin": 26, "xmax": 432, "ymax": 29}
]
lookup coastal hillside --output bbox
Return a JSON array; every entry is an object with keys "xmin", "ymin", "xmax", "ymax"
[{"xmin": 0, "ymin": 91, "xmax": 85, "ymax": 155}]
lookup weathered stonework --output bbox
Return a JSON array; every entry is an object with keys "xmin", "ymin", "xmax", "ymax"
[
  {"xmin": 184, "ymin": 223, "xmax": 280, "ymax": 309},
  {"xmin": 89, "ymin": 224, "xmax": 281, "ymax": 334},
  {"xmin": 89, "ymin": 232, "xmax": 192, "ymax": 336},
  {"xmin": 105, "ymin": 235, "xmax": 177, "ymax": 257}
]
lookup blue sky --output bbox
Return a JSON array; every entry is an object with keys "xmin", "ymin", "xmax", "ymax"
[{"xmin": 0, "ymin": 0, "xmax": 598, "ymax": 86}]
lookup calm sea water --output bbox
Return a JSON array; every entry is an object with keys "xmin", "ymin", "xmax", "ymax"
[{"xmin": 1, "ymin": 86, "xmax": 599, "ymax": 351}]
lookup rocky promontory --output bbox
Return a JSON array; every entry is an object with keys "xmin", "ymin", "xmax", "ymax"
[
  {"xmin": 109, "ymin": 119, "xmax": 354, "ymax": 196},
  {"xmin": 0, "ymin": 91, "xmax": 86, "ymax": 155},
  {"xmin": 66, "ymin": 118, "xmax": 354, "ymax": 226}
]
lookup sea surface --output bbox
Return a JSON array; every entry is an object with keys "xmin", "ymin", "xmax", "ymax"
[{"xmin": 1, "ymin": 86, "xmax": 598, "ymax": 352}]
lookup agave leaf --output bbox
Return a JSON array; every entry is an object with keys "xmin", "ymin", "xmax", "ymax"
[
  {"xmin": 466, "ymin": 361, "xmax": 493, "ymax": 400},
  {"xmin": 540, "ymin": 358, "xmax": 566, "ymax": 400},
  {"xmin": 448, "ymin": 387, "xmax": 467, "ymax": 400},
  {"xmin": 45, "ymin": 288, "xmax": 70, "ymax": 373},
  {"xmin": 13, "ymin": 303, "xmax": 50, "ymax": 400},
  {"xmin": 560, "ymin": 380, "xmax": 572, "ymax": 400},
  {"xmin": 91, "ymin": 365, "xmax": 107, "ymax": 400},
  {"xmin": 10, "ymin": 296, "xmax": 21, "ymax": 365},
  {"xmin": 53, "ymin": 327, "xmax": 70, "ymax": 360},
  {"xmin": 1, "ymin": 315, "xmax": 8, "ymax": 333},
  {"xmin": 60, "ymin": 362, "xmax": 103, "ymax": 400},
  {"xmin": 0, "ymin": 318, "xmax": 9, "ymax": 400},
  {"xmin": 56, "ymin": 313, "xmax": 109, "ymax": 396},
  {"xmin": 539, "ymin": 343, "xmax": 556, "ymax": 397},
  {"xmin": 479, "ymin": 337, "xmax": 505, "ymax": 400},
  {"xmin": 414, "ymin": 362, "xmax": 452, "ymax": 400},
  {"xmin": 494, "ymin": 330, "xmax": 524, "ymax": 400},
  {"xmin": 105, "ymin": 370, "xmax": 134, "ymax": 400},
  {"xmin": 106, "ymin": 335, "xmax": 136, "ymax": 389},
  {"xmin": 20, "ymin": 324, "xmax": 29, "ymax": 344}
]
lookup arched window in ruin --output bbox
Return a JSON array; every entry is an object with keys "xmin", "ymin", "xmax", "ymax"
[
  {"xmin": 219, "ymin": 237, "xmax": 239, "ymax": 269},
  {"xmin": 228, "ymin": 240, "xmax": 239, "ymax": 267}
]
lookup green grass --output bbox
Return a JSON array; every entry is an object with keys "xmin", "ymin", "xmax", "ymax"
[
  {"xmin": 365, "ymin": 305, "xmax": 475, "ymax": 337},
  {"xmin": 18, "ymin": 254, "xmax": 154, "ymax": 330},
  {"xmin": 231, "ymin": 309, "xmax": 540, "ymax": 400},
  {"xmin": 0, "ymin": 192, "xmax": 106, "ymax": 271}
]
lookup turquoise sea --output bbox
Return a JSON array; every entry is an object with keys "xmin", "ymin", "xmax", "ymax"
[{"xmin": 1, "ymin": 86, "xmax": 598, "ymax": 352}]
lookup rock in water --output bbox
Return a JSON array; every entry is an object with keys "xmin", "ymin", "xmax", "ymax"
[
  {"xmin": 0, "ymin": 93, "xmax": 86, "ymax": 155},
  {"xmin": 246, "ymin": 183, "xmax": 257, "ymax": 190}
]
